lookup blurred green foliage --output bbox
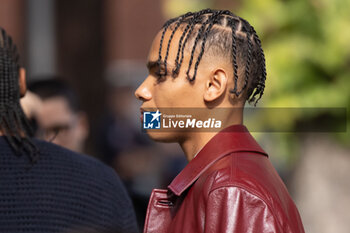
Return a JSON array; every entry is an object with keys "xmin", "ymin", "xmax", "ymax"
[
  {"xmin": 241, "ymin": 0, "xmax": 350, "ymax": 115},
  {"xmin": 239, "ymin": 0, "xmax": 350, "ymax": 165}
]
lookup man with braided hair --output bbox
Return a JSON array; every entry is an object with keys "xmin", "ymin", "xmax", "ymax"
[
  {"xmin": 135, "ymin": 9, "xmax": 304, "ymax": 233},
  {"xmin": 0, "ymin": 28, "xmax": 138, "ymax": 233}
]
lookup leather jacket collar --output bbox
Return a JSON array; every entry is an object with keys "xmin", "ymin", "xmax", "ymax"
[{"xmin": 168, "ymin": 124, "xmax": 267, "ymax": 196}]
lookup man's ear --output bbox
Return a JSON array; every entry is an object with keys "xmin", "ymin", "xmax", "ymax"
[
  {"xmin": 203, "ymin": 69, "xmax": 227, "ymax": 102},
  {"xmin": 19, "ymin": 67, "xmax": 27, "ymax": 98}
]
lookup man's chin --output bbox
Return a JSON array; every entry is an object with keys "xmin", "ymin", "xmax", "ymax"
[{"xmin": 145, "ymin": 131, "xmax": 180, "ymax": 143}]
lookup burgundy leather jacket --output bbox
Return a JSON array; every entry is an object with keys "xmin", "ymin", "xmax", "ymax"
[{"xmin": 144, "ymin": 125, "xmax": 305, "ymax": 233}]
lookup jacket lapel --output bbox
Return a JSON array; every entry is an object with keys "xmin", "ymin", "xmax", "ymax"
[{"xmin": 168, "ymin": 124, "xmax": 267, "ymax": 196}]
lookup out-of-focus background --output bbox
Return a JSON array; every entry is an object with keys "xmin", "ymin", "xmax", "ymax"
[{"xmin": 1, "ymin": 0, "xmax": 349, "ymax": 232}]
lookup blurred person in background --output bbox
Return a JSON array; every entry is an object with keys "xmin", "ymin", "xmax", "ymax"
[
  {"xmin": 98, "ymin": 81, "xmax": 154, "ymax": 230},
  {"xmin": 28, "ymin": 78, "xmax": 89, "ymax": 153},
  {"xmin": 98, "ymin": 70, "xmax": 186, "ymax": 230},
  {"xmin": 0, "ymin": 27, "xmax": 138, "ymax": 233},
  {"xmin": 135, "ymin": 9, "xmax": 304, "ymax": 232}
]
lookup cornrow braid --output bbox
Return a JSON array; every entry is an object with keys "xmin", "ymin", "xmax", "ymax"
[
  {"xmin": 173, "ymin": 9, "xmax": 215, "ymax": 77},
  {"xmin": 248, "ymin": 27, "xmax": 266, "ymax": 106},
  {"xmin": 228, "ymin": 17, "xmax": 240, "ymax": 96},
  {"xmin": 157, "ymin": 17, "xmax": 179, "ymax": 70},
  {"xmin": 169, "ymin": 9, "xmax": 213, "ymax": 77},
  {"xmin": 235, "ymin": 29, "xmax": 252, "ymax": 96},
  {"xmin": 191, "ymin": 11, "xmax": 223, "ymax": 81},
  {"xmin": 175, "ymin": 15, "xmax": 201, "ymax": 76},
  {"xmin": 186, "ymin": 12, "xmax": 222, "ymax": 81},
  {"xmin": 158, "ymin": 9, "xmax": 267, "ymax": 106},
  {"xmin": 173, "ymin": 22, "xmax": 191, "ymax": 77},
  {"xmin": 0, "ymin": 27, "xmax": 39, "ymax": 163},
  {"xmin": 173, "ymin": 12, "xmax": 202, "ymax": 76},
  {"xmin": 163, "ymin": 12, "xmax": 194, "ymax": 77}
]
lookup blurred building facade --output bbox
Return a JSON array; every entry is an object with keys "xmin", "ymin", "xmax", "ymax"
[{"xmin": 0, "ymin": 0, "xmax": 163, "ymax": 155}]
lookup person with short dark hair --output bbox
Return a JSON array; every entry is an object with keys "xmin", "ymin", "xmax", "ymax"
[
  {"xmin": 0, "ymin": 27, "xmax": 138, "ymax": 233},
  {"xmin": 29, "ymin": 78, "xmax": 89, "ymax": 153},
  {"xmin": 135, "ymin": 9, "xmax": 305, "ymax": 232}
]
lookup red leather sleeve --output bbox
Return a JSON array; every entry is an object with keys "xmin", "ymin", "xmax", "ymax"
[{"xmin": 204, "ymin": 186, "xmax": 283, "ymax": 233}]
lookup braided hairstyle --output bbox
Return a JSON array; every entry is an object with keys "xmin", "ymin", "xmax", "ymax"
[
  {"xmin": 0, "ymin": 27, "xmax": 39, "ymax": 162},
  {"xmin": 158, "ymin": 9, "xmax": 266, "ymax": 105}
]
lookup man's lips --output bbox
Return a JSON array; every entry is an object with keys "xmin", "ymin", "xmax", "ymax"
[{"xmin": 140, "ymin": 108, "xmax": 144, "ymax": 123}]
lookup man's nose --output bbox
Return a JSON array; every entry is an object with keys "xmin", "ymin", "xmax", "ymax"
[{"xmin": 134, "ymin": 79, "xmax": 152, "ymax": 101}]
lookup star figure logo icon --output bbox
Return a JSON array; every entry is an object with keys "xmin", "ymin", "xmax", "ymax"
[{"xmin": 150, "ymin": 110, "xmax": 161, "ymax": 123}]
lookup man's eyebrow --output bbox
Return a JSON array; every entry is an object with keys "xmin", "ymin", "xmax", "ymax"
[
  {"xmin": 146, "ymin": 60, "xmax": 174, "ymax": 70},
  {"xmin": 146, "ymin": 61, "xmax": 160, "ymax": 70}
]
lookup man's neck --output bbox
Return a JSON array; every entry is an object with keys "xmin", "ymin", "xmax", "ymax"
[
  {"xmin": 180, "ymin": 119, "xmax": 243, "ymax": 161},
  {"xmin": 180, "ymin": 131, "xmax": 217, "ymax": 161}
]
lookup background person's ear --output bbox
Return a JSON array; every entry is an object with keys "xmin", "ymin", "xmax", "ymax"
[
  {"xmin": 203, "ymin": 69, "xmax": 227, "ymax": 103},
  {"xmin": 19, "ymin": 67, "xmax": 27, "ymax": 97}
]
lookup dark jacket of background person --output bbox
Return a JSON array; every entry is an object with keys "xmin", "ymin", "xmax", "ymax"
[
  {"xmin": 0, "ymin": 136, "xmax": 138, "ymax": 233},
  {"xmin": 144, "ymin": 125, "xmax": 305, "ymax": 233},
  {"xmin": 0, "ymin": 27, "xmax": 138, "ymax": 233}
]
